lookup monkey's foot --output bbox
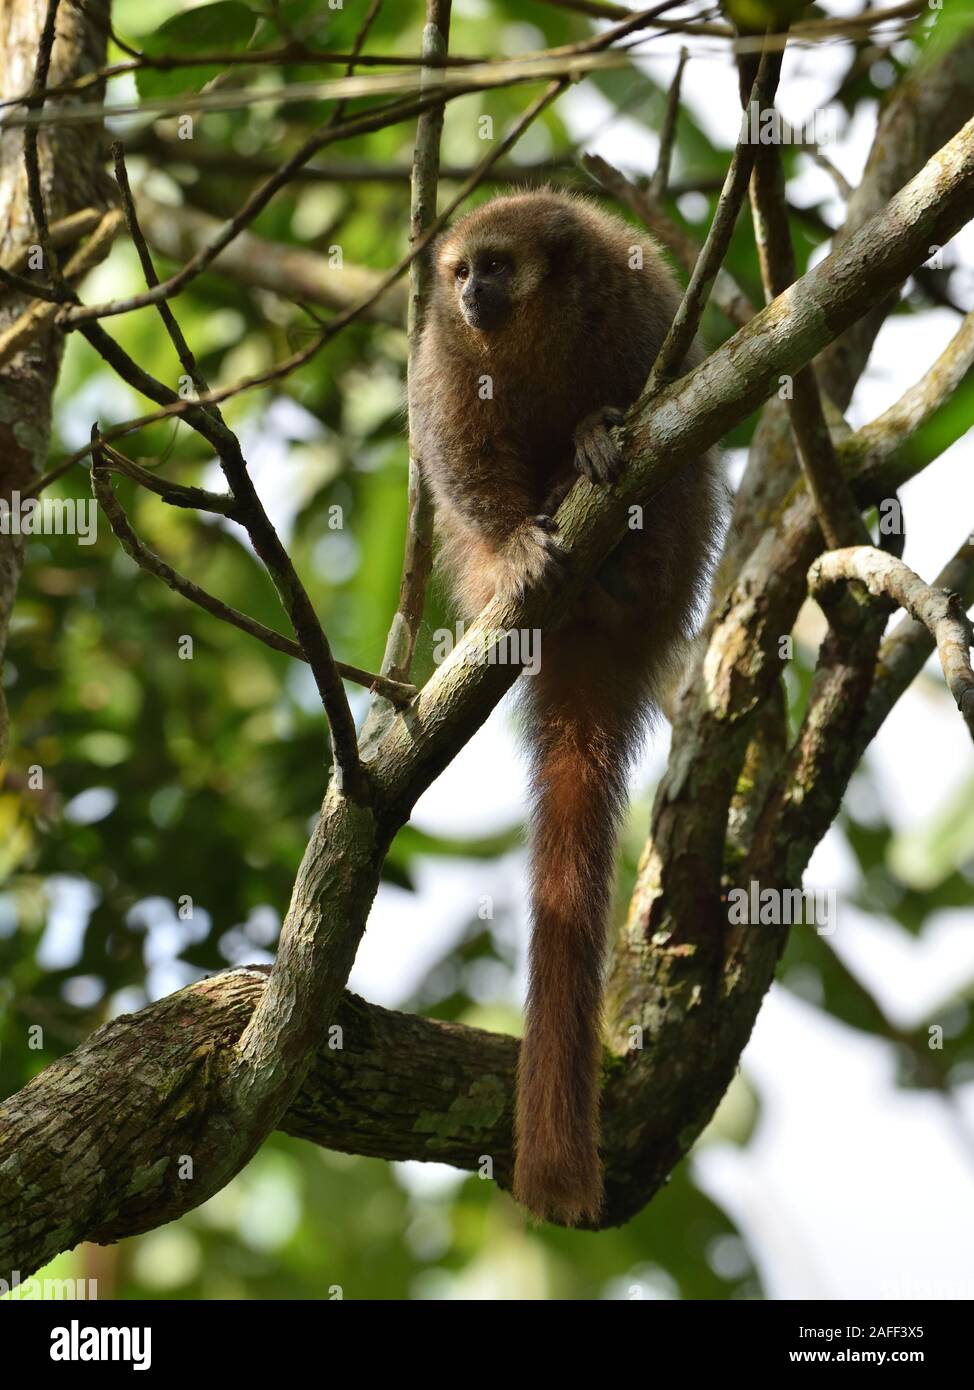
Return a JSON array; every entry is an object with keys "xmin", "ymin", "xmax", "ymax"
[
  {"xmin": 573, "ymin": 406, "xmax": 626, "ymax": 485},
  {"xmin": 494, "ymin": 516, "xmax": 567, "ymax": 603}
]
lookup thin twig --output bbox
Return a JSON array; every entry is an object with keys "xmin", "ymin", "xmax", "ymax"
[
  {"xmin": 328, "ymin": 0, "xmax": 385, "ymax": 128},
  {"xmin": 89, "ymin": 440, "xmax": 415, "ymax": 705},
  {"xmin": 126, "ymin": 129, "xmax": 577, "ymax": 187},
  {"xmin": 0, "ymin": 207, "xmax": 103, "ymax": 274},
  {"xmin": 111, "ymin": 144, "xmax": 213, "ymax": 407},
  {"xmin": 52, "ymin": 3, "xmax": 686, "ymax": 328},
  {"xmin": 0, "ymin": 1, "xmax": 928, "ymax": 131},
  {"xmin": 0, "ymin": 0, "xmax": 684, "ymax": 111},
  {"xmin": 0, "ymin": 48, "xmax": 484, "ymax": 110},
  {"xmin": 22, "ymin": 0, "xmax": 64, "ymax": 289},
  {"xmin": 647, "ymin": 46, "xmax": 776, "ymax": 389},
  {"xmin": 739, "ymin": 40, "xmax": 870, "ymax": 550},
  {"xmin": 649, "ymin": 45, "xmax": 687, "ymax": 201},
  {"xmin": 75, "ymin": 282, "xmax": 363, "ymax": 787},
  {"xmin": 55, "ymin": 87, "xmax": 487, "ymax": 327},
  {"xmin": 134, "ymin": 196, "xmax": 407, "ymax": 325},
  {"xmin": 582, "ymin": 152, "xmax": 758, "ymax": 328},
  {"xmin": 97, "ymin": 441, "xmax": 237, "ymax": 516},
  {"xmin": 38, "ymin": 82, "xmax": 575, "ymax": 484},
  {"xmin": 370, "ymin": 0, "xmax": 452, "ymax": 699}
]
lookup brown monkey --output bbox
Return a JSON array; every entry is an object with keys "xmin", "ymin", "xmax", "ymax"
[{"xmin": 412, "ymin": 190, "xmax": 724, "ymax": 1226}]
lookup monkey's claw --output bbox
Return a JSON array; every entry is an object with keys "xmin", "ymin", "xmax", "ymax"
[
  {"xmin": 573, "ymin": 407, "xmax": 626, "ymax": 486},
  {"xmin": 496, "ymin": 518, "xmax": 567, "ymax": 603}
]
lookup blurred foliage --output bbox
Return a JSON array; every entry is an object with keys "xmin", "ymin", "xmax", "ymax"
[{"xmin": 2, "ymin": 0, "xmax": 973, "ymax": 1301}]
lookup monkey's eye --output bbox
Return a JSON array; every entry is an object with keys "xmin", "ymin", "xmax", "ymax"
[
  {"xmin": 455, "ymin": 263, "xmax": 470, "ymax": 283},
  {"xmin": 485, "ymin": 258, "xmax": 509, "ymax": 275}
]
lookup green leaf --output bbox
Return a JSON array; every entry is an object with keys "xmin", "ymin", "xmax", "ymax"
[{"xmin": 137, "ymin": 3, "xmax": 258, "ymax": 102}]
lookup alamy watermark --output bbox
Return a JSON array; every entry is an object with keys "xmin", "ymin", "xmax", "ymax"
[
  {"xmin": 740, "ymin": 102, "xmax": 838, "ymax": 147},
  {"xmin": 50, "ymin": 1320, "xmax": 151, "ymax": 1371},
  {"xmin": 1, "ymin": 1270, "xmax": 97, "ymax": 1299},
  {"xmin": 432, "ymin": 621, "xmax": 542, "ymax": 675},
  {"xmin": 727, "ymin": 880, "xmax": 837, "ymax": 936},
  {"xmin": 0, "ymin": 491, "xmax": 97, "ymax": 545}
]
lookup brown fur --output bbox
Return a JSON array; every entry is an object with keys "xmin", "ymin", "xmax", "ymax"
[{"xmin": 412, "ymin": 190, "xmax": 724, "ymax": 1225}]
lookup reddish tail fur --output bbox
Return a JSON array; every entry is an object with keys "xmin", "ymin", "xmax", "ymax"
[{"xmin": 514, "ymin": 632, "xmax": 650, "ymax": 1226}]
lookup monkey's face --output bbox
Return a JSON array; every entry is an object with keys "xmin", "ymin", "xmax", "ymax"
[
  {"xmin": 436, "ymin": 199, "xmax": 575, "ymax": 339},
  {"xmin": 450, "ymin": 249, "xmax": 516, "ymax": 332},
  {"xmin": 437, "ymin": 225, "xmax": 550, "ymax": 335}
]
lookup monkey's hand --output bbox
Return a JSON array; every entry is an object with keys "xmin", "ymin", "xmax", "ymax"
[
  {"xmin": 573, "ymin": 406, "xmax": 626, "ymax": 486},
  {"xmin": 494, "ymin": 515, "xmax": 567, "ymax": 603}
]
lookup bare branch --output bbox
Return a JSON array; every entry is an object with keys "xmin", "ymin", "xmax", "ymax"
[
  {"xmin": 53, "ymin": 87, "xmax": 485, "ymax": 326},
  {"xmin": 860, "ymin": 535, "xmax": 974, "ymax": 748},
  {"xmin": 0, "ymin": 205, "xmax": 102, "ymax": 272},
  {"xmin": 22, "ymin": 0, "xmax": 64, "ymax": 289},
  {"xmin": 0, "ymin": 206, "xmax": 122, "ymax": 367},
  {"xmin": 367, "ymin": 0, "xmax": 452, "ymax": 699},
  {"xmin": 718, "ymin": 25, "xmax": 974, "ymax": 601},
  {"xmin": 40, "ymin": 82, "xmax": 575, "ymax": 492},
  {"xmin": 78, "ymin": 313, "xmax": 364, "ymax": 787},
  {"xmin": 128, "ymin": 131, "xmax": 575, "ymax": 188},
  {"xmin": 90, "ymin": 440, "xmax": 415, "ymax": 706},
  {"xmin": 583, "ymin": 152, "xmax": 758, "ymax": 329},
  {"xmin": 647, "ymin": 47, "xmax": 776, "ymax": 389},
  {"xmin": 854, "ymin": 307, "xmax": 974, "ymax": 486},
  {"xmin": 111, "ymin": 143, "xmax": 216, "ymax": 409},
  {"xmin": 97, "ymin": 441, "xmax": 236, "ymax": 516},
  {"xmin": 739, "ymin": 43, "xmax": 871, "ymax": 549},
  {"xmin": 649, "ymin": 44, "xmax": 687, "ymax": 201},
  {"xmin": 811, "ymin": 547, "xmax": 974, "ymax": 738},
  {"xmin": 135, "ymin": 195, "xmax": 407, "ymax": 325}
]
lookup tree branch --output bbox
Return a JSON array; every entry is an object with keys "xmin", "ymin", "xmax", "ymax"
[
  {"xmin": 583, "ymin": 152, "xmax": 759, "ymax": 330},
  {"xmin": 366, "ymin": 0, "xmax": 452, "ymax": 700},
  {"xmin": 811, "ymin": 547, "xmax": 974, "ymax": 738},
  {"xmin": 739, "ymin": 40, "xmax": 871, "ymax": 551},
  {"xmin": 649, "ymin": 44, "xmax": 687, "ymax": 201},
  {"xmin": 0, "ymin": 206, "xmax": 122, "ymax": 367},
  {"xmin": 134, "ymin": 195, "xmax": 408, "ymax": 326},
  {"xmin": 88, "ymin": 443, "xmax": 415, "ymax": 705},
  {"xmin": 718, "ymin": 23, "xmax": 974, "ymax": 599},
  {"xmin": 647, "ymin": 48, "xmax": 775, "ymax": 389}
]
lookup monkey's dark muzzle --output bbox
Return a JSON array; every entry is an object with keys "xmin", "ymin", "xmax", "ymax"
[{"xmin": 460, "ymin": 281, "xmax": 508, "ymax": 332}]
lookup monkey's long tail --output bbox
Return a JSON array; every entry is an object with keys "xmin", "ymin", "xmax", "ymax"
[{"xmin": 513, "ymin": 639, "xmax": 644, "ymax": 1227}]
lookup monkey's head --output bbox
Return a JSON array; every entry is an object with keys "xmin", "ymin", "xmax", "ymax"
[{"xmin": 433, "ymin": 193, "xmax": 583, "ymax": 337}]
